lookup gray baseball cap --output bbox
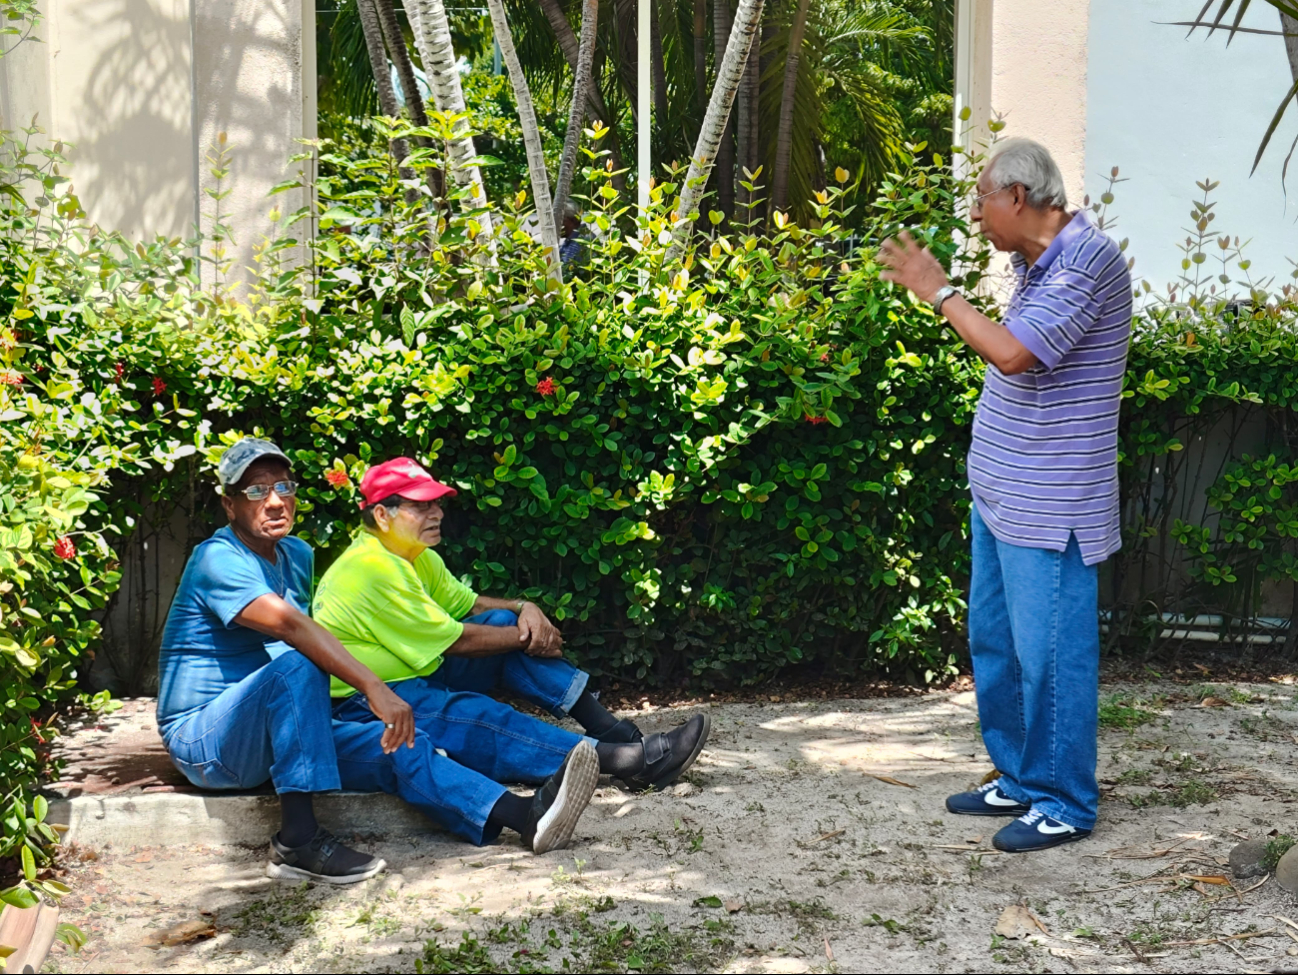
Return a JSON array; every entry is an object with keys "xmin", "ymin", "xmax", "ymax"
[{"xmin": 218, "ymin": 437, "xmax": 291, "ymax": 490}]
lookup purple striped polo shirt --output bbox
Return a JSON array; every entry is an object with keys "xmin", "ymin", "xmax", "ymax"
[{"xmin": 967, "ymin": 211, "xmax": 1133, "ymax": 566}]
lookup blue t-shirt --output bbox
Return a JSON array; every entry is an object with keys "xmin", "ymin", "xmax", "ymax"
[{"xmin": 156, "ymin": 526, "xmax": 315, "ymax": 734}]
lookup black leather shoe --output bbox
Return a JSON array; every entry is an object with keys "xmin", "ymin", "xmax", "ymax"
[{"xmin": 617, "ymin": 713, "xmax": 710, "ymax": 792}]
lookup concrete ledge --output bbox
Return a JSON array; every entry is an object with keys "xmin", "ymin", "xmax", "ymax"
[{"xmin": 48, "ymin": 791, "xmax": 436, "ymax": 848}]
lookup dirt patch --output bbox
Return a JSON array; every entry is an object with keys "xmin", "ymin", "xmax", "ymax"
[{"xmin": 41, "ymin": 682, "xmax": 1298, "ymax": 973}]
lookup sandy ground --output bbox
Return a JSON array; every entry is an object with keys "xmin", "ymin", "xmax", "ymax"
[{"xmin": 38, "ymin": 681, "xmax": 1298, "ymax": 974}]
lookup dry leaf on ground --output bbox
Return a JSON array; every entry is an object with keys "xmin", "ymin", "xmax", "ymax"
[
  {"xmin": 995, "ymin": 904, "xmax": 1049, "ymax": 940},
  {"xmin": 144, "ymin": 919, "xmax": 216, "ymax": 948}
]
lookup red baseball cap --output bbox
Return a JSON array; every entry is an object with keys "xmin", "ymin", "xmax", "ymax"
[{"xmin": 358, "ymin": 458, "xmax": 458, "ymax": 507}]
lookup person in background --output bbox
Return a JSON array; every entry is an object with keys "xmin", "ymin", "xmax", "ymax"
[
  {"xmin": 157, "ymin": 439, "xmax": 601, "ymax": 884},
  {"xmin": 877, "ymin": 138, "xmax": 1133, "ymax": 853}
]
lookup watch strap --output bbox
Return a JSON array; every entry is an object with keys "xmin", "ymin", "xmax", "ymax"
[{"xmin": 932, "ymin": 285, "xmax": 959, "ymax": 315}]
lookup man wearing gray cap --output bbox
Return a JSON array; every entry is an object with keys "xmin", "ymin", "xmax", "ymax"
[{"xmin": 157, "ymin": 438, "xmax": 411, "ymax": 883}]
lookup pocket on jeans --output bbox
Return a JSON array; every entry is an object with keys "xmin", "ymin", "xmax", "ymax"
[{"xmin": 170, "ymin": 755, "xmax": 241, "ymax": 790}]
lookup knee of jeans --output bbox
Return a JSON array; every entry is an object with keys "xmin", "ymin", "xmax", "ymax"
[
  {"xmin": 478, "ymin": 609, "xmax": 518, "ymax": 628},
  {"xmin": 268, "ymin": 650, "xmax": 329, "ymax": 691}
]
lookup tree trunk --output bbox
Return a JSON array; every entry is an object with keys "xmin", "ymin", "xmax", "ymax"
[
  {"xmin": 667, "ymin": 0, "xmax": 763, "ymax": 261},
  {"xmin": 485, "ymin": 0, "xmax": 562, "ymax": 280},
  {"xmin": 410, "ymin": 0, "xmax": 495, "ymax": 241},
  {"xmin": 536, "ymin": 0, "xmax": 628, "ymax": 185},
  {"xmin": 651, "ymin": 0, "xmax": 669, "ymax": 128},
  {"xmin": 1283, "ymin": 12, "xmax": 1298, "ymax": 81},
  {"xmin": 614, "ymin": 0, "xmax": 640, "ymax": 128},
  {"xmin": 712, "ymin": 0, "xmax": 735, "ymax": 219},
  {"xmin": 736, "ymin": 27, "xmax": 760, "ymax": 211},
  {"xmin": 356, "ymin": 0, "xmax": 413, "ymax": 181},
  {"xmin": 554, "ymin": 0, "xmax": 599, "ymax": 238},
  {"xmin": 374, "ymin": 0, "xmax": 442, "ymax": 197},
  {"xmin": 771, "ymin": 0, "xmax": 811, "ymax": 215},
  {"xmin": 694, "ymin": 0, "xmax": 708, "ymax": 115}
]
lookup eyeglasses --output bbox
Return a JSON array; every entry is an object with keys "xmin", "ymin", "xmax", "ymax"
[
  {"xmin": 971, "ymin": 184, "xmax": 1025, "ymax": 207},
  {"xmin": 398, "ymin": 498, "xmax": 442, "ymax": 515},
  {"xmin": 234, "ymin": 480, "xmax": 298, "ymax": 502}
]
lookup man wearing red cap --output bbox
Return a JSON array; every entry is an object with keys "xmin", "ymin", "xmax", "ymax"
[{"xmin": 311, "ymin": 457, "xmax": 711, "ymax": 849}]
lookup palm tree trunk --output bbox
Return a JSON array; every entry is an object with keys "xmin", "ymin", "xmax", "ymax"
[
  {"xmin": 771, "ymin": 0, "xmax": 811, "ymax": 215},
  {"xmin": 374, "ymin": 0, "xmax": 442, "ymax": 197},
  {"xmin": 536, "ymin": 0, "xmax": 628, "ymax": 186},
  {"xmin": 712, "ymin": 0, "xmax": 735, "ymax": 219},
  {"xmin": 1284, "ymin": 12, "xmax": 1298, "ymax": 81},
  {"xmin": 614, "ymin": 0, "xmax": 641, "ymax": 128},
  {"xmin": 736, "ymin": 27, "xmax": 759, "ymax": 211},
  {"xmin": 356, "ymin": 0, "xmax": 413, "ymax": 181},
  {"xmin": 667, "ymin": 0, "xmax": 764, "ymax": 261},
  {"xmin": 694, "ymin": 0, "xmax": 708, "ymax": 115},
  {"xmin": 651, "ymin": 0, "xmax": 669, "ymax": 127},
  {"xmin": 410, "ymin": 0, "xmax": 495, "ymax": 240},
  {"xmin": 554, "ymin": 0, "xmax": 599, "ymax": 238},
  {"xmin": 485, "ymin": 0, "xmax": 562, "ymax": 280}
]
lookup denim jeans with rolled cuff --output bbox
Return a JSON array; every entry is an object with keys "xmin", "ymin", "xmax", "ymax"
[
  {"xmin": 438, "ymin": 609, "xmax": 589, "ymax": 717},
  {"xmin": 967, "ymin": 502, "xmax": 1101, "ymax": 830}
]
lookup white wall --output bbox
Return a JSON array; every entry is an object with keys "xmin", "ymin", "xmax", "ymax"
[
  {"xmin": 0, "ymin": 0, "xmax": 316, "ymax": 286},
  {"xmin": 1086, "ymin": 0, "xmax": 1298, "ymax": 292}
]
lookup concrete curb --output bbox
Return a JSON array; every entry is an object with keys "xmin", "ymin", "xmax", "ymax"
[{"xmin": 48, "ymin": 792, "xmax": 435, "ymax": 848}]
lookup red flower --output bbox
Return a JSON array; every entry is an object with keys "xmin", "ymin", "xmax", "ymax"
[
  {"xmin": 820, "ymin": 352, "xmax": 831, "ymax": 363},
  {"xmin": 804, "ymin": 413, "xmax": 828, "ymax": 425},
  {"xmin": 152, "ymin": 377, "xmax": 167, "ymax": 396},
  {"xmin": 53, "ymin": 535, "xmax": 76, "ymax": 559},
  {"xmin": 29, "ymin": 719, "xmax": 44, "ymax": 745},
  {"xmin": 535, "ymin": 377, "xmax": 557, "ymax": 396},
  {"xmin": 0, "ymin": 370, "xmax": 22, "ymax": 385},
  {"xmin": 114, "ymin": 361, "xmax": 125, "ymax": 383},
  {"xmin": 325, "ymin": 469, "xmax": 349, "ymax": 488}
]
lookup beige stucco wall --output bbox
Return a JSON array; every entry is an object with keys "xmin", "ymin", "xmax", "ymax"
[
  {"xmin": 0, "ymin": 0, "xmax": 315, "ymax": 284},
  {"xmin": 987, "ymin": 0, "xmax": 1091, "ymax": 207}
]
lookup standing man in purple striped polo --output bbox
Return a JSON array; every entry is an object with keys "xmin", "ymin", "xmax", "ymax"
[{"xmin": 878, "ymin": 138, "xmax": 1132, "ymax": 853}]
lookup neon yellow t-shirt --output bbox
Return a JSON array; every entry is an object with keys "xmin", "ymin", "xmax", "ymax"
[{"xmin": 313, "ymin": 532, "xmax": 478, "ymax": 697}]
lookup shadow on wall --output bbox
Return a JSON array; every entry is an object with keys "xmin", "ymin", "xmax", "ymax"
[
  {"xmin": 67, "ymin": 0, "xmax": 193, "ymax": 240},
  {"xmin": 71, "ymin": 0, "xmax": 304, "ymax": 261}
]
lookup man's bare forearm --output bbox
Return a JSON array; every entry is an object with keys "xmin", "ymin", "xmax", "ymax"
[
  {"xmin": 942, "ymin": 295, "xmax": 1038, "ymax": 376},
  {"xmin": 446, "ymin": 622, "xmax": 526, "ymax": 657}
]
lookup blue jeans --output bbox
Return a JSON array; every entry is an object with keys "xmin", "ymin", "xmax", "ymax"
[
  {"xmin": 332, "ymin": 675, "xmax": 587, "ymax": 845},
  {"xmin": 968, "ymin": 503, "xmax": 1100, "ymax": 830},
  {"xmin": 438, "ymin": 609, "xmax": 589, "ymax": 717},
  {"xmin": 161, "ymin": 650, "xmax": 342, "ymax": 795}
]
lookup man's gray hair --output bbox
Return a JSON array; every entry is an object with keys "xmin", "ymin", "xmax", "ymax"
[{"xmin": 985, "ymin": 138, "xmax": 1068, "ymax": 210}]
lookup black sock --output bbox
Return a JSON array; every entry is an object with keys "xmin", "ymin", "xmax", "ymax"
[
  {"xmin": 279, "ymin": 792, "xmax": 318, "ymax": 848},
  {"xmin": 486, "ymin": 790, "xmax": 532, "ymax": 835},
  {"xmin": 596, "ymin": 741, "xmax": 645, "ymax": 778},
  {"xmin": 569, "ymin": 691, "xmax": 619, "ymax": 737}
]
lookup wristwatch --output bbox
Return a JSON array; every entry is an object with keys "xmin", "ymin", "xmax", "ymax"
[{"xmin": 932, "ymin": 285, "xmax": 960, "ymax": 315}]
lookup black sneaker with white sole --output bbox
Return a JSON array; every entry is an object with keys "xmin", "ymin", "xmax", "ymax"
[
  {"xmin": 524, "ymin": 740, "xmax": 600, "ymax": 855},
  {"xmin": 267, "ymin": 827, "xmax": 386, "ymax": 885},
  {"xmin": 945, "ymin": 779, "xmax": 1031, "ymax": 817}
]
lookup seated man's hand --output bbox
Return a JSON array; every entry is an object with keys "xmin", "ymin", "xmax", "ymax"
[
  {"xmin": 365, "ymin": 682, "xmax": 416, "ymax": 753},
  {"xmin": 518, "ymin": 602, "xmax": 564, "ymax": 658}
]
